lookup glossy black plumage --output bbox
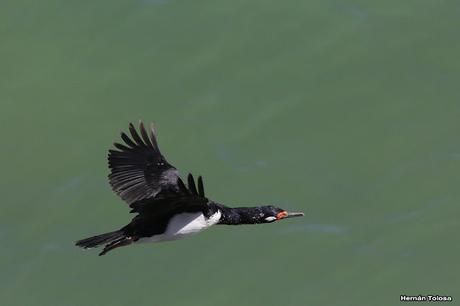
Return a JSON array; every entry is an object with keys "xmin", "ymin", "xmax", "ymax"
[
  {"xmin": 76, "ymin": 121, "xmax": 304, "ymax": 256},
  {"xmin": 108, "ymin": 122, "xmax": 180, "ymax": 205}
]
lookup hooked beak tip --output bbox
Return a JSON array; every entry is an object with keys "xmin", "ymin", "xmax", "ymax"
[{"xmin": 286, "ymin": 211, "xmax": 304, "ymax": 218}]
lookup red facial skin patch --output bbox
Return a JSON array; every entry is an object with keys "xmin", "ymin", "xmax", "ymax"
[{"xmin": 276, "ymin": 211, "xmax": 288, "ymax": 220}]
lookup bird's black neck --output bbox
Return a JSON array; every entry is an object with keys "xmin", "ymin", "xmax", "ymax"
[{"xmin": 216, "ymin": 205, "xmax": 267, "ymax": 225}]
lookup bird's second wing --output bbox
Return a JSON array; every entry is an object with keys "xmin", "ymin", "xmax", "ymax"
[
  {"xmin": 129, "ymin": 173, "xmax": 208, "ymax": 214},
  {"xmin": 108, "ymin": 121, "xmax": 180, "ymax": 205}
]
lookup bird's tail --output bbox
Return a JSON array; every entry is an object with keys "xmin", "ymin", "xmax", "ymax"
[{"xmin": 75, "ymin": 230, "xmax": 124, "ymax": 249}]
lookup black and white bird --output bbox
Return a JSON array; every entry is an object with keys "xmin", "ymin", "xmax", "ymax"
[{"xmin": 76, "ymin": 122, "xmax": 304, "ymax": 256}]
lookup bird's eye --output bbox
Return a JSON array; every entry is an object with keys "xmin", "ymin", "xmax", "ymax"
[{"xmin": 264, "ymin": 216, "xmax": 276, "ymax": 222}]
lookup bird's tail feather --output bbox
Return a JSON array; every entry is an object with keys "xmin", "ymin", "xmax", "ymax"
[{"xmin": 75, "ymin": 230, "xmax": 124, "ymax": 249}]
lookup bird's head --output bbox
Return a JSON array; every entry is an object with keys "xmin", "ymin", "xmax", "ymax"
[{"xmin": 258, "ymin": 205, "xmax": 304, "ymax": 223}]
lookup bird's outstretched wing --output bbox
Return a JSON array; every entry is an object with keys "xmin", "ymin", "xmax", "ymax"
[
  {"xmin": 108, "ymin": 121, "xmax": 181, "ymax": 205},
  {"xmin": 129, "ymin": 173, "xmax": 207, "ymax": 214}
]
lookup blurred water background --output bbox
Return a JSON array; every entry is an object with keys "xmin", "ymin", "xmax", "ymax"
[{"xmin": 1, "ymin": 1, "xmax": 459, "ymax": 305}]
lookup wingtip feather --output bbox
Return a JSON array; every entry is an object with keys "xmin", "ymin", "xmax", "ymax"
[
  {"xmin": 129, "ymin": 122, "xmax": 146, "ymax": 147},
  {"xmin": 139, "ymin": 121, "xmax": 153, "ymax": 148},
  {"xmin": 197, "ymin": 176, "xmax": 205, "ymax": 197}
]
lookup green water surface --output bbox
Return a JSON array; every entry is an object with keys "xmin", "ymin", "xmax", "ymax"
[{"xmin": 1, "ymin": 1, "xmax": 459, "ymax": 305}]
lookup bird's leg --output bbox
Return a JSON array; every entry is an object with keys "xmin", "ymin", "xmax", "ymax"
[{"xmin": 99, "ymin": 236, "xmax": 134, "ymax": 256}]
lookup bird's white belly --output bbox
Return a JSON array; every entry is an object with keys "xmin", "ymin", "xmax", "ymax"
[{"xmin": 138, "ymin": 210, "xmax": 221, "ymax": 244}]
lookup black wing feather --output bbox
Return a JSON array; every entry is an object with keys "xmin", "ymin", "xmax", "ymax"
[
  {"xmin": 139, "ymin": 121, "xmax": 154, "ymax": 149},
  {"xmin": 113, "ymin": 142, "xmax": 131, "ymax": 151},
  {"xmin": 197, "ymin": 176, "xmax": 205, "ymax": 197},
  {"xmin": 120, "ymin": 132, "xmax": 137, "ymax": 148},
  {"xmin": 187, "ymin": 173, "xmax": 198, "ymax": 196},
  {"xmin": 177, "ymin": 177, "xmax": 190, "ymax": 195},
  {"xmin": 149, "ymin": 123, "xmax": 160, "ymax": 151},
  {"xmin": 129, "ymin": 122, "xmax": 147, "ymax": 147},
  {"xmin": 108, "ymin": 121, "xmax": 209, "ymax": 215},
  {"xmin": 108, "ymin": 121, "xmax": 180, "ymax": 205}
]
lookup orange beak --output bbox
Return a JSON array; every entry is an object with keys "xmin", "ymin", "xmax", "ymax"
[{"xmin": 276, "ymin": 211, "xmax": 304, "ymax": 220}]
